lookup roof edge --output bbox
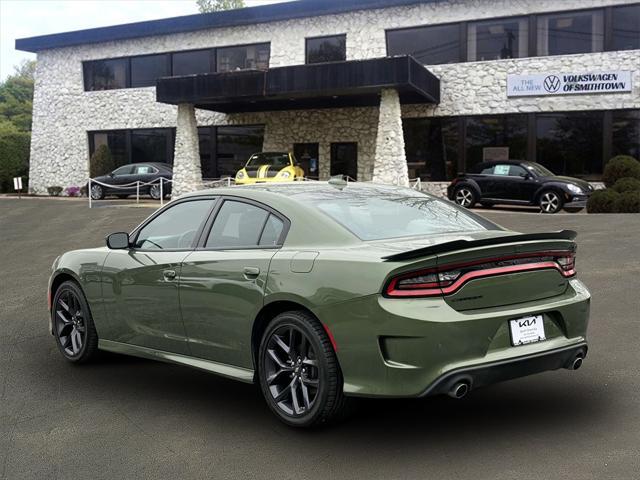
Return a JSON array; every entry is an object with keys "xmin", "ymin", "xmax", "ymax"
[{"xmin": 16, "ymin": 0, "xmax": 431, "ymax": 53}]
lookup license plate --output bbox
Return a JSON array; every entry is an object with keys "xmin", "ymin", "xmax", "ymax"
[{"xmin": 509, "ymin": 315, "xmax": 546, "ymax": 346}]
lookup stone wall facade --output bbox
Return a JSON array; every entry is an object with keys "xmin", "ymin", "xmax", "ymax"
[{"xmin": 27, "ymin": 0, "xmax": 640, "ymax": 193}]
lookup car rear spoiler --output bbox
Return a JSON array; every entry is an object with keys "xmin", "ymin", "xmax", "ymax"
[{"xmin": 382, "ymin": 230, "xmax": 577, "ymax": 262}]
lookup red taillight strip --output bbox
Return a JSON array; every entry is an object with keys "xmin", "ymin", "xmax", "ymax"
[{"xmin": 385, "ymin": 251, "xmax": 575, "ymax": 298}]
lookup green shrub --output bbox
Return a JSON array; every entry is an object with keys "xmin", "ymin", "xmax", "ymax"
[
  {"xmin": 0, "ymin": 131, "xmax": 30, "ymax": 193},
  {"xmin": 47, "ymin": 186, "xmax": 63, "ymax": 196},
  {"xmin": 587, "ymin": 189, "xmax": 620, "ymax": 213},
  {"xmin": 602, "ymin": 155, "xmax": 640, "ymax": 188},
  {"xmin": 618, "ymin": 191, "xmax": 640, "ymax": 213},
  {"xmin": 612, "ymin": 177, "xmax": 640, "ymax": 193},
  {"xmin": 89, "ymin": 144, "xmax": 115, "ymax": 178}
]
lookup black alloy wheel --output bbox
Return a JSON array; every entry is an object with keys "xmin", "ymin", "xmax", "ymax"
[
  {"xmin": 258, "ymin": 311, "xmax": 349, "ymax": 427},
  {"xmin": 52, "ymin": 281, "xmax": 99, "ymax": 363},
  {"xmin": 90, "ymin": 184, "xmax": 104, "ymax": 200}
]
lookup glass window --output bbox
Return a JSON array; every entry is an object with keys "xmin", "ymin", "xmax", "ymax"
[
  {"xmin": 387, "ymin": 24, "xmax": 461, "ymax": 65},
  {"xmin": 135, "ymin": 200, "xmax": 214, "ymax": 250},
  {"xmin": 112, "ymin": 165, "xmax": 134, "ymax": 176},
  {"xmin": 216, "ymin": 43, "xmax": 270, "ymax": 72},
  {"xmin": 537, "ymin": 10, "xmax": 604, "ymax": 56},
  {"xmin": 89, "ymin": 131, "xmax": 128, "ymax": 175},
  {"xmin": 134, "ymin": 165, "xmax": 157, "ymax": 174},
  {"xmin": 198, "ymin": 127, "xmax": 214, "ymax": 179},
  {"xmin": 468, "ymin": 17, "xmax": 528, "ymax": 61},
  {"xmin": 131, "ymin": 129, "xmax": 173, "ymax": 164},
  {"xmin": 216, "ymin": 126, "xmax": 265, "ymax": 177},
  {"xmin": 206, "ymin": 201, "xmax": 269, "ymax": 248},
  {"xmin": 465, "ymin": 115, "xmax": 528, "ymax": 170},
  {"xmin": 492, "ymin": 164, "xmax": 512, "ymax": 176},
  {"xmin": 172, "ymin": 49, "xmax": 212, "ymax": 76},
  {"xmin": 246, "ymin": 152, "xmax": 290, "ymax": 169},
  {"xmin": 259, "ymin": 215, "xmax": 285, "ymax": 246},
  {"xmin": 403, "ymin": 117, "xmax": 460, "ymax": 181},
  {"xmin": 612, "ymin": 110, "xmax": 640, "ymax": 160},
  {"xmin": 536, "ymin": 112, "xmax": 604, "ymax": 178},
  {"xmin": 306, "ymin": 35, "xmax": 346, "ymax": 64},
  {"xmin": 508, "ymin": 165, "xmax": 528, "ymax": 177},
  {"xmin": 612, "ymin": 5, "xmax": 640, "ymax": 51},
  {"xmin": 130, "ymin": 54, "xmax": 170, "ymax": 88},
  {"xmin": 292, "ymin": 185, "xmax": 499, "ymax": 241},
  {"xmin": 83, "ymin": 59, "xmax": 128, "ymax": 91}
]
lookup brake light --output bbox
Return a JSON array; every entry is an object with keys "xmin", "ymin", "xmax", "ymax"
[{"xmin": 385, "ymin": 251, "xmax": 576, "ymax": 298}]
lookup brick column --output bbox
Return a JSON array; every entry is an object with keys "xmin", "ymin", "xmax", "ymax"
[
  {"xmin": 372, "ymin": 88, "xmax": 408, "ymax": 187},
  {"xmin": 172, "ymin": 103, "xmax": 202, "ymax": 197}
]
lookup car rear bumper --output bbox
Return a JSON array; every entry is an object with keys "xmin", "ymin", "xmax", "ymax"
[
  {"xmin": 419, "ymin": 342, "xmax": 587, "ymax": 397},
  {"xmin": 319, "ymin": 278, "xmax": 591, "ymax": 398}
]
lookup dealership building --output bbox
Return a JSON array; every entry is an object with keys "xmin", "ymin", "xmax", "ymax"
[{"xmin": 16, "ymin": 0, "xmax": 640, "ymax": 196}]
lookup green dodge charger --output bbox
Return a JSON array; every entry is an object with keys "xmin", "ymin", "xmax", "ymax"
[{"xmin": 48, "ymin": 181, "xmax": 590, "ymax": 427}]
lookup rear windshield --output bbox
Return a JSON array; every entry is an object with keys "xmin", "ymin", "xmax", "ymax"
[
  {"xmin": 292, "ymin": 185, "xmax": 499, "ymax": 240},
  {"xmin": 247, "ymin": 153, "xmax": 291, "ymax": 168}
]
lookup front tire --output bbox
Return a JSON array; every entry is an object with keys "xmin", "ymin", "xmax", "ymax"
[
  {"xmin": 539, "ymin": 190, "xmax": 563, "ymax": 214},
  {"xmin": 90, "ymin": 184, "xmax": 104, "ymax": 200},
  {"xmin": 453, "ymin": 186, "xmax": 477, "ymax": 209},
  {"xmin": 52, "ymin": 281, "xmax": 99, "ymax": 363},
  {"xmin": 258, "ymin": 311, "xmax": 348, "ymax": 427}
]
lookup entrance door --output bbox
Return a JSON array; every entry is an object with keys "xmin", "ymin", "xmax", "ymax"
[
  {"xmin": 330, "ymin": 143, "xmax": 358, "ymax": 180},
  {"xmin": 293, "ymin": 143, "xmax": 319, "ymax": 180}
]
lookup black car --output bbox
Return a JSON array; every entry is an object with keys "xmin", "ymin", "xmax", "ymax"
[
  {"xmin": 447, "ymin": 160, "xmax": 594, "ymax": 213},
  {"xmin": 89, "ymin": 163, "xmax": 173, "ymax": 200}
]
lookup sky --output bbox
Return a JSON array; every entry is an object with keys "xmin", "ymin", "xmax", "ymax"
[{"xmin": 0, "ymin": 0, "xmax": 289, "ymax": 80}]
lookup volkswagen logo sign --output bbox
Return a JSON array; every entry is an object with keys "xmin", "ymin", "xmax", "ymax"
[{"xmin": 543, "ymin": 75, "xmax": 561, "ymax": 93}]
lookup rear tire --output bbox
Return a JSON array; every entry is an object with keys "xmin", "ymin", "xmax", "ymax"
[
  {"xmin": 52, "ymin": 281, "xmax": 99, "ymax": 363},
  {"xmin": 258, "ymin": 311, "xmax": 349, "ymax": 427},
  {"xmin": 453, "ymin": 186, "xmax": 477, "ymax": 209},
  {"xmin": 539, "ymin": 190, "xmax": 563, "ymax": 214},
  {"xmin": 149, "ymin": 184, "xmax": 162, "ymax": 200}
]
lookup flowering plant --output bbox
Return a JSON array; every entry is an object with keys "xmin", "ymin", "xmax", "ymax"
[{"xmin": 65, "ymin": 186, "xmax": 81, "ymax": 197}]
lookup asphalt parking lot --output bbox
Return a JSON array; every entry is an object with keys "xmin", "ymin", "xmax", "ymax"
[{"xmin": 1, "ymin": 197, "xmax": 639, "ymax": 480}]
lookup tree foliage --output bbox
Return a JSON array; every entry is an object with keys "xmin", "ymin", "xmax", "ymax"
[
  {"xmin": 196, "ymin": 0, "xmax": 245, "ymax": 13},
  {"xmin": 0, "ymin": 60, "xmax": 36, "ymax": 132},
  {"xmin": 90, "ymin": 144, "xmax": 116, "ymax": 178},
  {"xmin": 0, "ymin": 131, "xmax": 30, "ymax": 192}
]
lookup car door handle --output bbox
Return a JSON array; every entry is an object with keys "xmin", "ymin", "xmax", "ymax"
[
  {"xmin": 163, "ymin": 269, "xmax": 177, "ymax": 281},
  {"xmin": 243, "ymin": 267, "xmax": 260, "ymax": 278}
]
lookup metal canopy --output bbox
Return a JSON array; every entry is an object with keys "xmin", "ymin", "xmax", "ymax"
[{"xmin": 156, "ymin": 56, "xmax": 440, "ymax": 113}]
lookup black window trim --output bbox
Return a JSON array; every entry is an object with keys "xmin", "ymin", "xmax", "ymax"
[
  {"xmin": 129, "ymin": 195, "xmax": 220, "ymax": 252},
  {"xmin": 384, "ymin": 4, "xmax": 639, "ymax": 65},
  {"xmin": 304, "ymin": 33, "xmax": 347, "ymax": 64},
  {"xmin": 196, "ymin": 195, "xmax": 291, "ymax": 251}
]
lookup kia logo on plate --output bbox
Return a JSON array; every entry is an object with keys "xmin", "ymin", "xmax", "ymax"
[{"xmin": 543, "ymin": 75, "xmax": 561, "ymax": 93}]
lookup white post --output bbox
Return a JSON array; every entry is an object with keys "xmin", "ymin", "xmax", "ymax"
[
  {"xmin": 136, "ymin": 181, "xmax": 140, "ymax": 204},
  {"xmin": 160, "ymin": 178, "xmax": 164, "ymax": 207},
  {"xmin": 88, "ymin": 178, "xmax": 92, "ymax": 209}
]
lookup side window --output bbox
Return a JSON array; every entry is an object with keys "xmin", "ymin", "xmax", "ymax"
[
  {"xmin": 112, "ymin": 165, "xmax": 134, "ymax": 176},
  {"xmin": 492, "ymin": 164, "xmax": 511, "ymax": 176},
  {"xmin": 206, "ymin": 200, "xmax": 273, "ymax": 249},
  {"xmin": 479, "ymin": 165, "xmax": 495, "ymax": 174},
  {"xmin": 259, "ymin": 215, "xmax": 285, "ymax": 246},
  {"xmin": 134, "ymin": 199, "xmax": 215, "ymax": 250},
  {"xmin": 509, "ymin": 165, "xmax": 528, "ymax": 177},
  {"xmin": 135, "ymin": 165, "xmax": 156, "ymax": 174}
]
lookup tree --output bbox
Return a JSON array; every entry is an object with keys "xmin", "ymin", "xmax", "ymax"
[
  {"xmin": 90, "ymin": 144, "xmax": 116, "ymax": 178},
  {"xmin": 196, "ymin": 0, "xmax": 245, "ymax": 13},
  {"xmin": 0, "ymin": 59, "xmax": 36, "ymax": 132}
]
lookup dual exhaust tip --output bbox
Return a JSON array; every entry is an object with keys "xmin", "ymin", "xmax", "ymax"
[{"xmin": 447, "ymin": 353, "xmax": 585, "ymax": 399}]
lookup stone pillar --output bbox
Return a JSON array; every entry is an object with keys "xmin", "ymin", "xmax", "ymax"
[
  {"xmin": 372, "ymin": 88, "xmax": 408, "ymax": 187},
  {"xmin": 172, "ymin": 103, "xmax": 202, "ymax": 197}
]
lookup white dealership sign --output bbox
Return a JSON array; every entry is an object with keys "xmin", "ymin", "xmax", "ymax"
[{"xmin": 507, "ymin": 71, "xmax": 632, "ymax": 97}]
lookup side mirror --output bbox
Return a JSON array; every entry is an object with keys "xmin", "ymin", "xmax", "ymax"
[
  {"xmin": 106, "ymin": 232, "xmax": 130, "ymax": 249},
  {"xmin": 524, "ymin": 173, "xmax": 533, "ymax": 180}
]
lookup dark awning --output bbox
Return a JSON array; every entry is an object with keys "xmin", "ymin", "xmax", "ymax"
[{"xmin": 156, "ymin": 56, "xmax": 440, "ymax": 113}]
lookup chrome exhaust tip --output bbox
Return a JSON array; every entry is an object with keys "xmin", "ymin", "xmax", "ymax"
[
  {"xmin": 572, "ymin": 356, "xmax": 583, "ymax": 370},
  {"xmin": 448, "ymin": 381, "xmax": 470, "ymax": 399}
]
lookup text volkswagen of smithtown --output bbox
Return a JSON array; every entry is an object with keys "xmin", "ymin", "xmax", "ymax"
[{"xmin": 48, "ymin": 181, "xmax": 590, "ymax": 427}]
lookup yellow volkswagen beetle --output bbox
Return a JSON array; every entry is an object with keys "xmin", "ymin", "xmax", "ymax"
[{"xmin": 235, "ymin": 152, "xmax": 305, "ymax": 185}]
